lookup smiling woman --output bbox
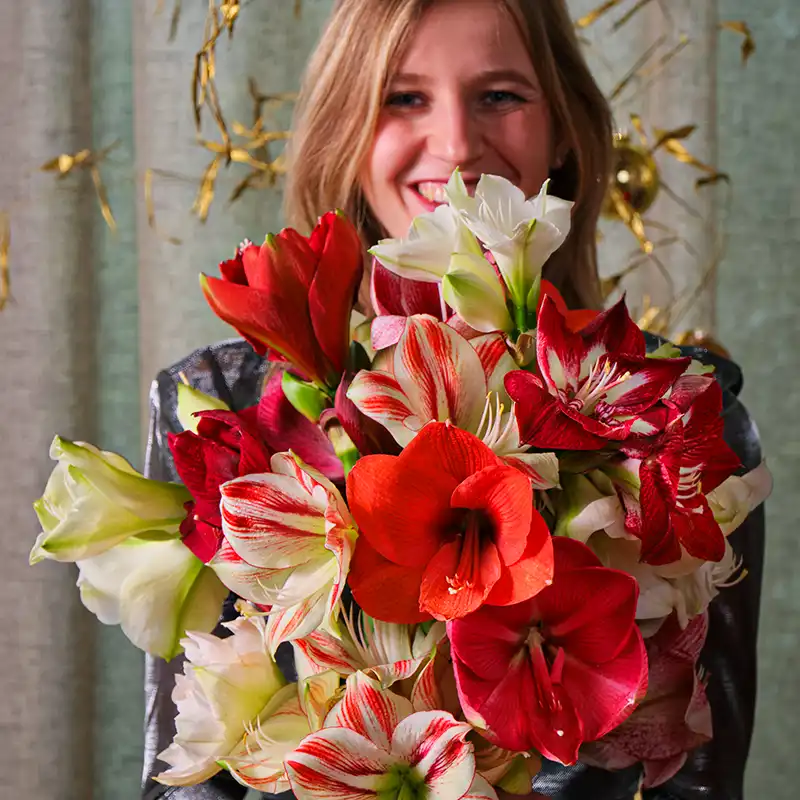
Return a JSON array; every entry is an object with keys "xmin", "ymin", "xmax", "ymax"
[
  {"xmin": 285, "ymin": 0, "xmax": 613, "ymax": 310},
  {"xmin": 138, "ymin": 2, "xmax": 764, "ymax": 800}
]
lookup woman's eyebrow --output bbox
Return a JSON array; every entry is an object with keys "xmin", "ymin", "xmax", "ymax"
[{"xmin": 389, "ymin": 68, "xmax": 538, "ymax": 87}]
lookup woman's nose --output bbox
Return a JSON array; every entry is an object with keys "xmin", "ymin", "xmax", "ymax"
[{"xmin": 425, "ymin": 98, "xmax": 484, "ymax": 167}]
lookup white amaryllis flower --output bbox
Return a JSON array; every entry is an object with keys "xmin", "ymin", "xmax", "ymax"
[
  {"xmin": 347, "ymin": 316, "xmax": 559, "ymax": 488},
  {"xmin": 554, "ymin": 471, "xmax": 630, "ymax": 543},
  {"xmin": 706, "ymin": 460, "xmax": 772, "ymax": 535},
  {"xmin": 210, "ymin": 452, "xmax": 358, "ymax": 652},
  {"xmin": 30, "ymin": 436, "xmax": 191, "ymax": 564},
  {"xmin": 156, "ymin": 616, "xmax": 287, "ymax": 787},
  {"xmin": 76, "ymin": 536, "xmax": 227, "ymax": 660},
  {"xmin": 589, "ymin": 532, "xmax": 743, "ymax": 633},
  {"xmin": 446, "ymin": 170, "xmax": 573, "ymax": 310},
  {"xmin": 285, "ymin": 672, "xmax": 497, "ymax": 800},
  {"xmin": 220, "ymin": 670, "xmax": 341, "ymax": 793},
  {"xmin": 370, "ymin": 200, "xmax": 514, "ymax": 334}
]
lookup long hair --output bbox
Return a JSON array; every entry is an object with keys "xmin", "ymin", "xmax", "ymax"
[{"xmin": 284, "ymin": 0, "xmax": 612, "ymax": 309}]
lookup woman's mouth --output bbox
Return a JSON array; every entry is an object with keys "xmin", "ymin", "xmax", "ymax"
[{"xmin": 410, "ymin": 179, "xmax": 477, "ymax": 211}]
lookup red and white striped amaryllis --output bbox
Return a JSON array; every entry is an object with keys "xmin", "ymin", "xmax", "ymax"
[
  {"xmin": 210, "ymin": 452, "xmax": 357, "ymax": 651},
  {"xmin": 615, "ymin": 377, "xmax": 742, "ymax": 565},
  {"xmin": 507, "ymin": 296, "xmax": 691, "ymax": 450},
  {"xmin": 347, "ymin": 315, "xmax": 559, "ymax": 488},
  {"xmin": 448, "ymin": 537, "xmax": 647, "ymax": 766},
  {"xmin": 285, "ymin": 672, "xmax": 498, "ymax": 800}
]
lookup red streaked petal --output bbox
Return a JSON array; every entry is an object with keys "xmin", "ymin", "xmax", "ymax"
[
  {"xmin": 505, "ymin": 371, "xmax": 608, "ymax": 450},
  {"xmin": 393, "ymin": 316, "xmax": 486, "ymax": 436},
  {"xmin": 326, "ymin": 672, "xmax": 413, "ymax": 751},
  {"xmin": 391, "ymin": 711, "xmax": 475, "ymax": 797},
  {"xmin": 220, "ymin": 473, "xmax": 327, "ymax": 568},
  {"xmin": 348, "ymin": 537, "xmax": 431, "ymax": 624},
  {"xmin": 470, "ymin": 333, "xmax": 516, "ymax": 398},
  {"xmin": 347, "ymin": 370, "xmax": 424, "ymax": 448},
  {"xmin": 578, "ymin": 296, "xmax": 645, "ymax": 358},
  {"xmin": 208, "ymin": 538, "xmax": 291, "ymax": 605},
  {"xmin": 535, "ymin": 295, "xmax": 584, "ymax": 393},
  {"xmin": 285, "ymin": 726, "xmax": 392, "ymax": 799}
]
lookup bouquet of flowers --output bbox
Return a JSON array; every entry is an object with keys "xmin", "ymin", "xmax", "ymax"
[{"xmin": 31, "ymin": 171, "xmax": 771, "ymax": 797}]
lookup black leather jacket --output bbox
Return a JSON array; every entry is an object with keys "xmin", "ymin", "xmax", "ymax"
[{"xmin": 141, "ymin": 337, "xmax": 765, "ymax": 800}]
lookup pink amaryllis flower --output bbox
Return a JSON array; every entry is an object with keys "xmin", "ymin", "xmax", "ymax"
[
  {"xmin": 210, "ymin": 452, "xmax": 357, "ymax": 651},
  {"xmin": 617, "ymin": 377, "xmax": 742, "ymax": 565},
  {"xmin": 285, "ymin": 672, "xmax": 498, "ymax": 800},
  {"xmin": 346, "ymin": 422, "xmax": 553, "ymax": 624},
  {"xmin": 200, "ymin": 211, "xmax": 363, "ymax": 389},
  {"xmin": 448, "ymin": 537, "xmax": 647, "ymax": 765},
  {"xmin": 582, "ymin": 612, "xmax": 711, "ymax": 788},
  {"xmin": 507, "ymin": 297, "xmax": 690, "ymax": 450}
]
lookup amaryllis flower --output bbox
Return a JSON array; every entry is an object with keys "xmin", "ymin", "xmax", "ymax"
[
  {"xmin": 200, "ymin": 211, "xmax": 363, "ymax": 388},
  {"xmin": 346, "ymin": 422, "xmax": 553, "ymax": 624},
  {"xmin": 582, "ymin": 613, "xmax": 711, "ymax": 788},
  {"xmin": 507, "ymin": 296, "xmax": 691, "ymax": 450},
  {"xmin": 448, "ymin": 537, "xmax": 647, "ymax": 765},
  {"xmin": 348, "ymin": 316, "xmax": 559, "ymax": 487},
  {"xmin": 617, "ymin": 377, "xmax": 742, "ymax": 564},
  {"xmin": 169, "ymin": 373, "xmax": 343, "ymax": 562},
  {"xmin": 285, "ymin": 672, "xmax": 498, "ymax": 800},
  {"xmin": 211, "ymin": 452, "xmax": 357, "ymax": 651}
]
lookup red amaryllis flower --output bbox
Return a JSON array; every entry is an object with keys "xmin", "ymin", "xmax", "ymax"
[
  {"xmin": 346, "ymin": 422, "xmax": 553, "ymax": 624},
  {"xmin": 200, "ymin": 211, "xmax": 363, "ymax": 388},
  {"xmin": 169, "ymin": 408, "xmax": 272, "ymax": 562},
  {"xmin": 447, "ymin": 537, "xmax": 647, "ymax": 765},
  {"xmin": 507, "ymin": 297, "xmax": 690, "ymax": 450},
  {"xmin": 582, "ymin": 612, "xmax": 711, "ymax": 789},
  {"xmin": 169, "ymin": 374, "xmax": 343, "ymax": 562},
  {"xmin": 618, "ymin": 376, "xmax": 741, "ymax": 565}
]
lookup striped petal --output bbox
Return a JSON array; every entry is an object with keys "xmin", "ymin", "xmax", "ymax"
[
  {"xmin": 347, "ymin": 370, "xmax": 423, "ymax": 448},
  {"xmin": 394, "ymin": 316, "xmax": 487, "ymax": 435},
  {"xmin": 470, "ymin": 334, "xmax": 516, "ymax": 402},
  {"xmin": 208, "ymin": 538, "xmax": 292, "ymax": 606},
  {"xmin": 266, "ymin": 590, "xmax": 328, "ymax": 651},
  {"xmin": 292, "ymin": 629, "xmax": 362, "ymax": 680},
  {"xmin": 285, "ymin": 726, "xmax": 393, "ymax": 799},
  {"xmin": 220, "ymin": 473, "xmax": 327, "ymax": 569},
  {"xmin": 390, "ymin": 711, "xmax": 475, "ymax": 799},
  {"xmin": 325, "ymin": 672, "xmax": 413, "ymax": 752},
  {"xmin": 464, "ymin": 774, "xmax": 499, "ymax": 800}
]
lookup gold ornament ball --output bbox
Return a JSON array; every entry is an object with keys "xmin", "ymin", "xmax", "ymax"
[{"xmin": 602, "ymin": 136, "xmax": 661, "ymax": 218}]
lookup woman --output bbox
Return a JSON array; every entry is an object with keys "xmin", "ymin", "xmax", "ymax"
[{"xmin": 141, "ymin": 1, "xmax": 764, "ymax": 798}]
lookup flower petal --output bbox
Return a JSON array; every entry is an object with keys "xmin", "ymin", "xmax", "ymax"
[
  {"xmin": 326, "ymin": 672, "xmax": 413, "ymax": 751},
  {"xmin": 391, "ymin": 711, "xmax": 475, "ymax": 799},
  {"xmin": 285, "ymin": 726, "xmax": 393, "ymax": 799}
]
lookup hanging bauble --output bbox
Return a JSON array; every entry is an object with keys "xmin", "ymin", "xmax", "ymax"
[{"xmin": 602, "ymin": 134, "xmax": 661, "ymax": 219}]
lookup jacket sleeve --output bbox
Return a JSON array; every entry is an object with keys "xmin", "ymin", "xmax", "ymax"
[
  {"xmin": 645, "ymin": 356, "xmax": 766, "ymax": 800},
  {"xmin": 141, "ymin": 367, "xmax": 248, "ymax": 800}
]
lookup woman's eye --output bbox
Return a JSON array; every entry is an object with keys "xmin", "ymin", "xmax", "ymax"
[
  {"xmin": 385, "ymin": 92, "xmax": 425, "ymax": 109},
  {"xmin": 481, "ymin": 90, "xmax": 526, "ymax": 108}
]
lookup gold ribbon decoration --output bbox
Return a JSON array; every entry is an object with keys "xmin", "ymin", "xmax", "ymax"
[
  {"xmin": 0, "ymin": 211, "xmax": 9, "ymax": 311},
  {"xmin": 39, "ymin": 140, "xmax": 120, "ymax": 231},
  {"xmin": 719, "ymin": 21, "xmax": 756, "ymax": 64}
]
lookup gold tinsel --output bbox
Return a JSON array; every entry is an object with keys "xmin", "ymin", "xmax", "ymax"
[{"xmin": 0, "ymin": 211, "xmax": 9, "ymax": 311}]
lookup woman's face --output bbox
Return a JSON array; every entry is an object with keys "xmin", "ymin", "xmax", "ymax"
[{"xmin": 362, "ymin": 0, "xmax": 555, "ymax": 240}]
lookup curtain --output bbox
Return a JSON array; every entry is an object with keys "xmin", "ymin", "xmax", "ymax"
[{"xmin": 0, "ymin": 0, "xmax": 795, "ymax": 797}]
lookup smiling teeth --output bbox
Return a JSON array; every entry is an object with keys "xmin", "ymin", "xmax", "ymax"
[{"xmin": 417, "ymin": 182, "xmax": 449, "ymax": 204}]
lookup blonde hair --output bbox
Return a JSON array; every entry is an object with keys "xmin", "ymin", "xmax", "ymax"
[{"xmin": 285, "ymin": 0, "xmax": 612, "ymax": 309}]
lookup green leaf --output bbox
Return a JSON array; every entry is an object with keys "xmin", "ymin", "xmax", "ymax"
[{"xmin": 281, "ymin": 371, "xmax": 330, "ymax": 422}]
